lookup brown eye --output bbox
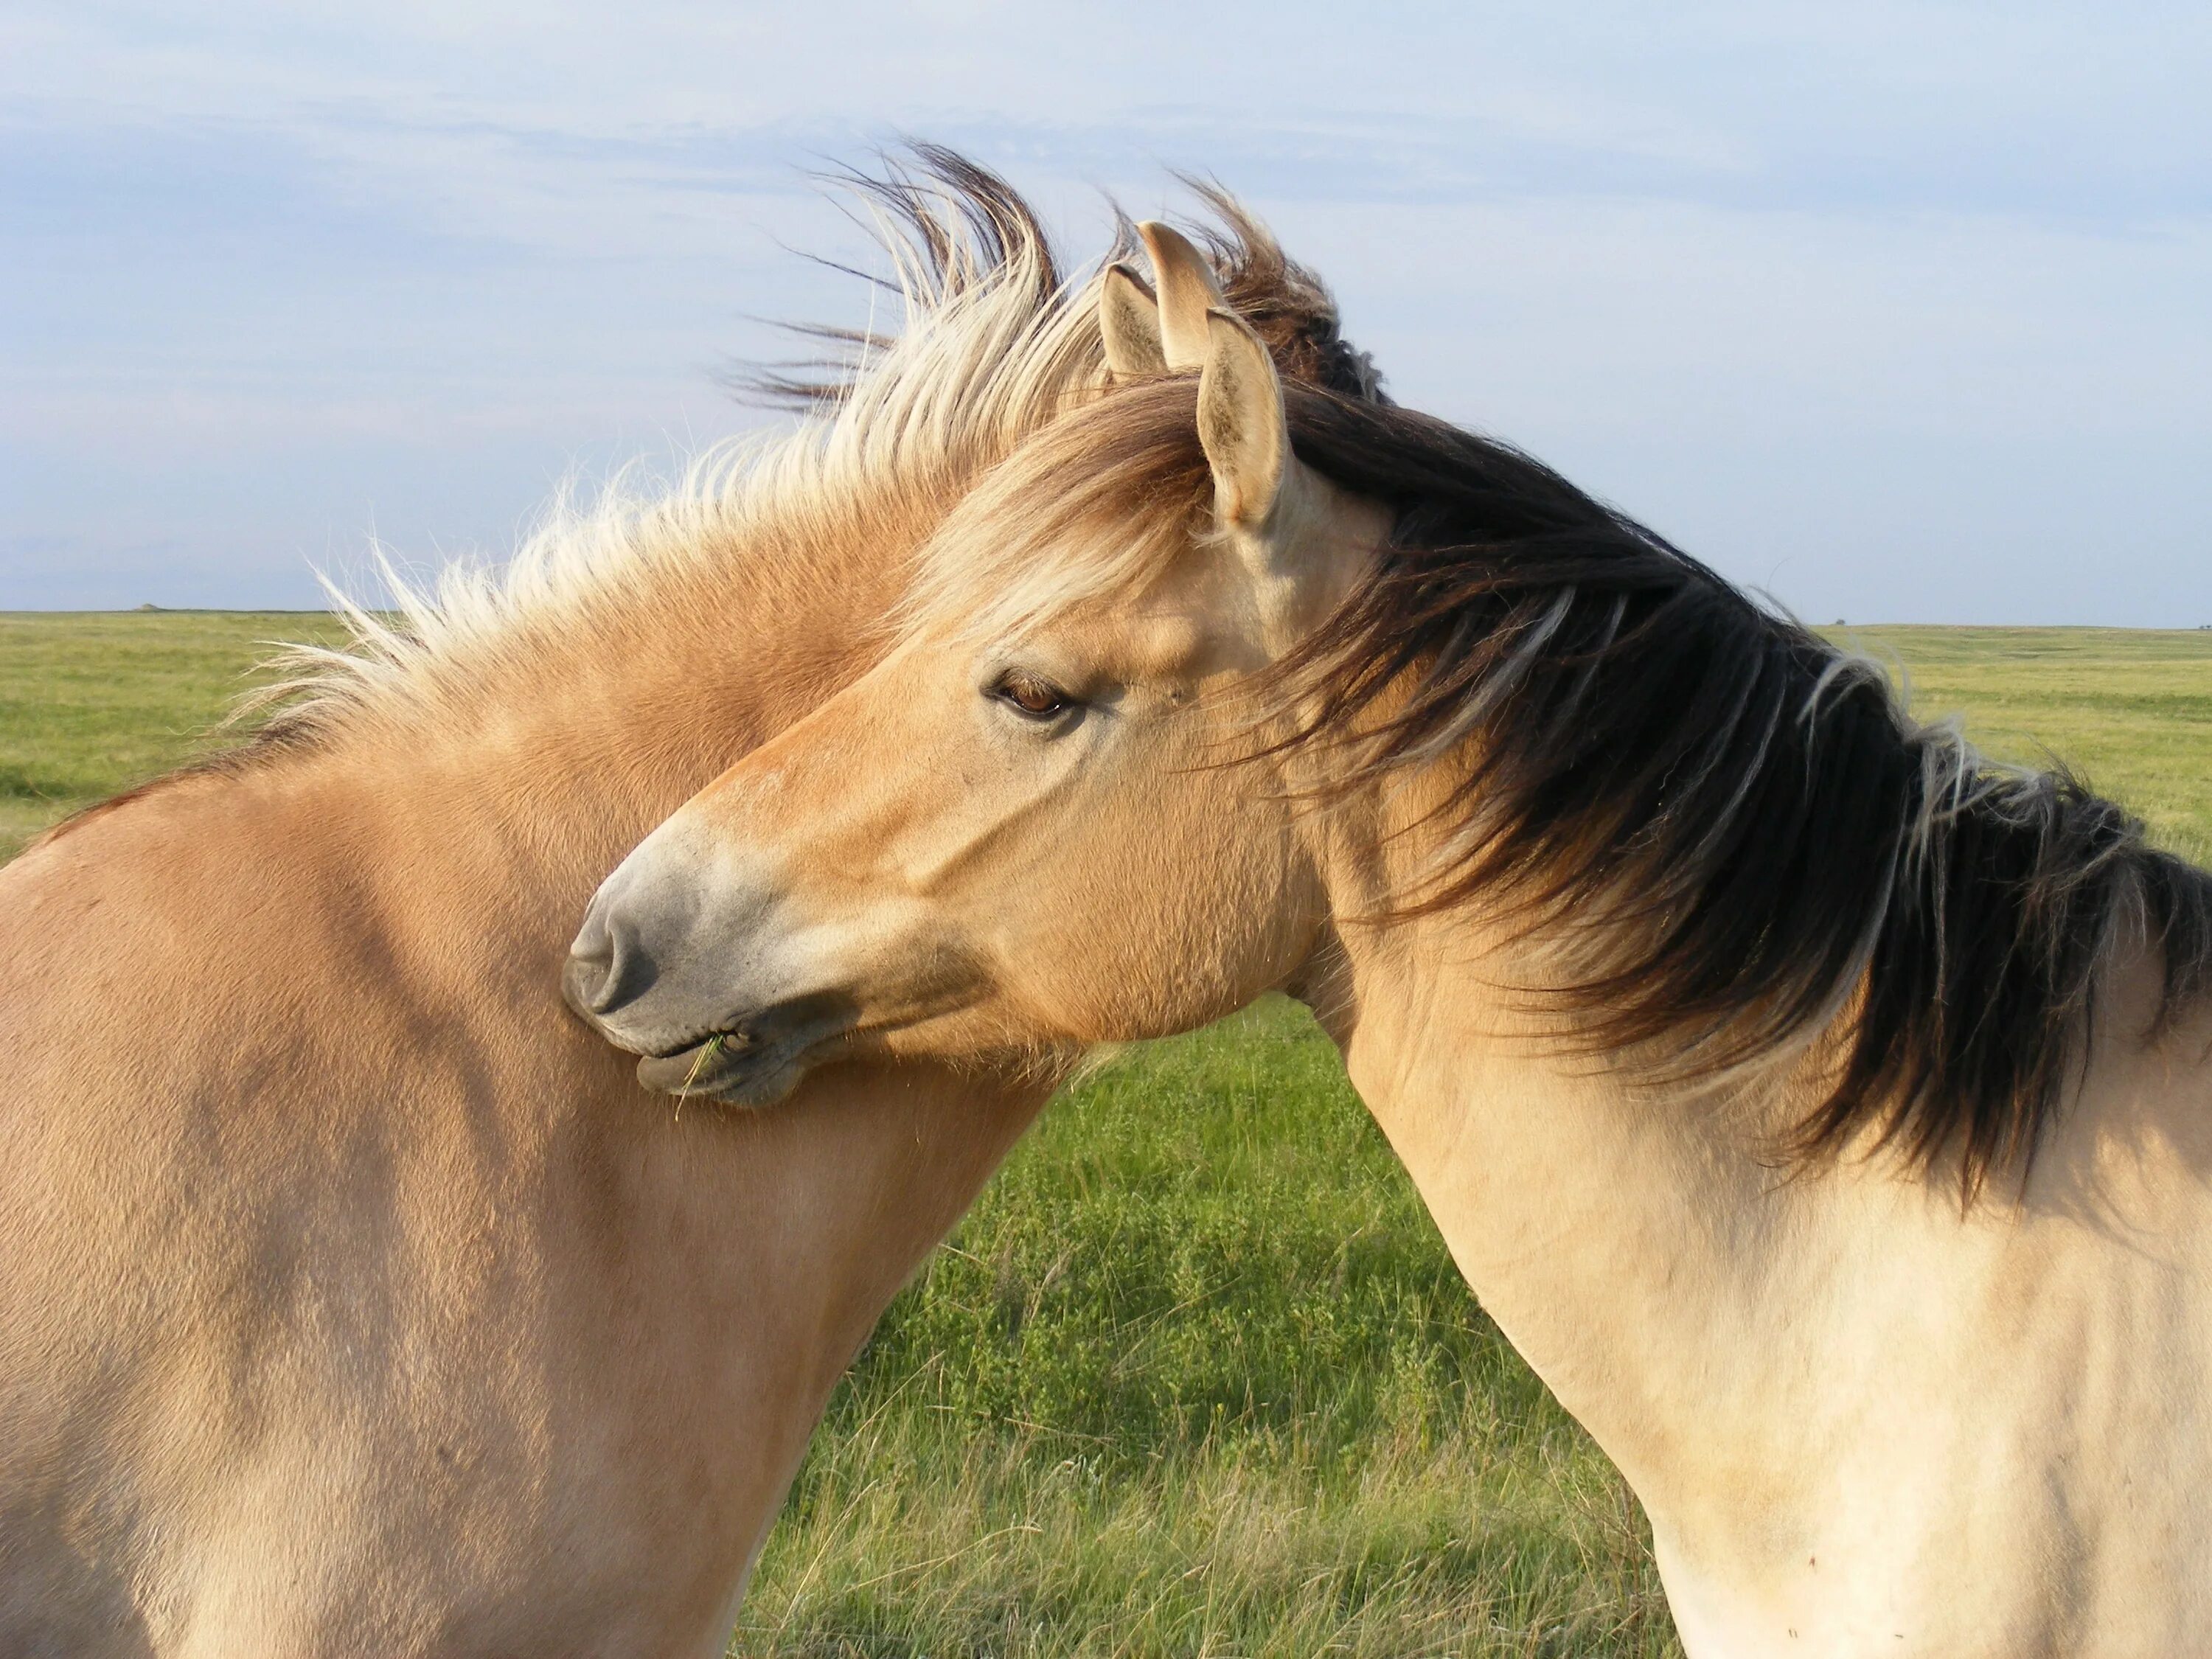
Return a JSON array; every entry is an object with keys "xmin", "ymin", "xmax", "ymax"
[{"xmin": 992, "ymin": 669, "xmax": 1072, "ymax": 719}]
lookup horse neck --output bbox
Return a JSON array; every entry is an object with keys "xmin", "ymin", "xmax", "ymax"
[
  {"xmin": 303, "ymin": 529, "xmax": 908, "ymax": 947},
  {"xmin": 1310, "ymin": 908, "xmax": 1798, "ymax": 1474},
  {"xmin": 247, "ymin": 514, "xmax": 1060, "ymax": 1260}
]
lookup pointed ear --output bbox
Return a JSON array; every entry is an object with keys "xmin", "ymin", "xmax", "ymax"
[
  {"xmin": 1138, "ymin": 221, "xmax": 1225, "ymax": 371},
  {"xmin": 1099, "ymin": 262, "xmax": 1167, "ymax": 377},
  {"xmin": 1197, "ymin": 309, "xmax": 1287, "ymax": 530}
]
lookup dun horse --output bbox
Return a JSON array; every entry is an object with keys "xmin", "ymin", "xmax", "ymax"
[
  {"xmin": 572, "ymin": 226, "xmax": 2212, "ymax": 1654},
  {"xmin": 0, "ymin": 156, "xmax": 1380, "ymax": 1656}
]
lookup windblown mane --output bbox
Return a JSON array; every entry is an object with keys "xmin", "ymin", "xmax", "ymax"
[
  {"xmin": 1272, "ymin": 390, "xmax": 2212, "ymax": 1196},
  {"xmin": 910, "ymin": 365, "xmax": 2212, "ymax": 1195},
  {"xmin": 232, "ymin": 147, "xmax": 1380, "ymax": 755}
]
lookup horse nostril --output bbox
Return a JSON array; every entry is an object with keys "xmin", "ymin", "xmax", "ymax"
[
  {"xmin": 561, "ymin": 946, "xmax": 613, "ymax": 1019},
  {"xmin": 563, "ymin": 906, "xmax": 654, "ymax": 1020}
]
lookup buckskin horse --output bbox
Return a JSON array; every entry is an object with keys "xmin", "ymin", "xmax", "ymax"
[{"xmin": 570, "ymin": 218, "xmax": 2212, "ymax": 1655}]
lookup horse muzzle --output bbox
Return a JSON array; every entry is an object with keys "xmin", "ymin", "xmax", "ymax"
[{"xmin": 563, "ymin": 835, "xmax": 854, "ymax": 1107}]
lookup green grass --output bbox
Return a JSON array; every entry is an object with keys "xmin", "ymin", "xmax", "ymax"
[
  {"xmin": 6, "ymin": 614, "xmax": 2211, "ymax": 1655},
  {"xmin": 0, "ymin": 611, "xmax": 351, "ymax": 858},
  {"xmin": 742, "ymin": 1005, "xmax": 1671, "ymax": 1658},
  {"xmin": 1830, "ymin": 627, "xmax": 2212, "ymax": 868}
]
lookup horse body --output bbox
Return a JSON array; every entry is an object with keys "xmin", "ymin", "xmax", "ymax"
[{"xmin": 572, "ymin": 228, "xmax": 2212, "ymax": 1653}]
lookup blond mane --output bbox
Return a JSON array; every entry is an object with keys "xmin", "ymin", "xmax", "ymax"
[{"xmin": 238, "ymin": 150, "xmax": 1374, "ymax": 756}]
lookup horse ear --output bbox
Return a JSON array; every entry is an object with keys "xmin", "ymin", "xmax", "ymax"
[
  {"xmin": 1099, "ymin": 262, "xmax": 1167, "ymax": 377},
  {"xmin": 1197, "ymin": 308, "xmax": 1287, "ymax": 530},
  {"xmin": 1138, "ymin": 221, "xmax": 1224, "ymax": 371}
]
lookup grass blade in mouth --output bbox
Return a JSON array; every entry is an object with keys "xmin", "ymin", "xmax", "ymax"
[{"xmin": 680, "ymin": 1034, "xmax": 725, "ymax": 1096}]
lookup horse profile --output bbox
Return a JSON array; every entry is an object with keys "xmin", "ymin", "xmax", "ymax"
[
  {"xmin": 0, "ymin": 153, "xmax": 1381, "ymax": 1657},
  {"xmin": 571, "ymin": 234, "xmax": 2212, "ymax": 1654}
]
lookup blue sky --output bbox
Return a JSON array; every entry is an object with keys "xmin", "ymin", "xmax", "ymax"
[{"xmin": 5, "ymin": 1, "xmax": 2208, "ymax": 622}]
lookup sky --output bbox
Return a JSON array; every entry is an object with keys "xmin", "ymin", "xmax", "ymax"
[{"xmin": 4, "ymin": 1, "xmax": 2209, "ymax": 623}]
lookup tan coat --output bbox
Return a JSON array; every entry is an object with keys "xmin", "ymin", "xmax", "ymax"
[{"xmin": 0, "ymin": 503, "xmax": 1053, "ymax": 1654}]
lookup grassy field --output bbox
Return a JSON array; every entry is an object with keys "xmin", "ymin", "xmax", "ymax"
[
  {"xmin": 0, "ymin": 611, "xmax": 352, "ymax": 858},
  {"xmin": 5, "ymin": 614, "xmax": 2211, "ymax": 1655}
]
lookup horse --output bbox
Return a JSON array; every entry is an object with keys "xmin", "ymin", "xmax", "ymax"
[
  {"xmin": 0, "ymin": 152, "xmax": 1383, "ymax": 1657},
  {"xmin": 567, "ymin": 240, "xmax": 2212, "ymax": 1655}
]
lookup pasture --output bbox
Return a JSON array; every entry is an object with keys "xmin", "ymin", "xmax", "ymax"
[{"xmin": 5, "ymin": 611, "xmax": 2210, "ymax": 1657}]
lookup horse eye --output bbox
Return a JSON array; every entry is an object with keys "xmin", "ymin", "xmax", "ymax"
[{"xmin": 992, "ymin": 670, "xmax": 1072, "ymax": 719}]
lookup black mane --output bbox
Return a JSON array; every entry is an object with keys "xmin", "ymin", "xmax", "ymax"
[{"xmin": 1276, "ymin": 387, "xmax": 2212, "ymax": 1196}]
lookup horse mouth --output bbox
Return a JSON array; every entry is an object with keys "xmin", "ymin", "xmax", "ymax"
[{"xmin": 630, "ymin": 995, "xmax": 857, "ymax": 1107}]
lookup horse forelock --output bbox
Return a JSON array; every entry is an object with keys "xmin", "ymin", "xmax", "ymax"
[{"xmin": 897, "ymin": 377, "xmax": 1216, "ymax": 646}]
